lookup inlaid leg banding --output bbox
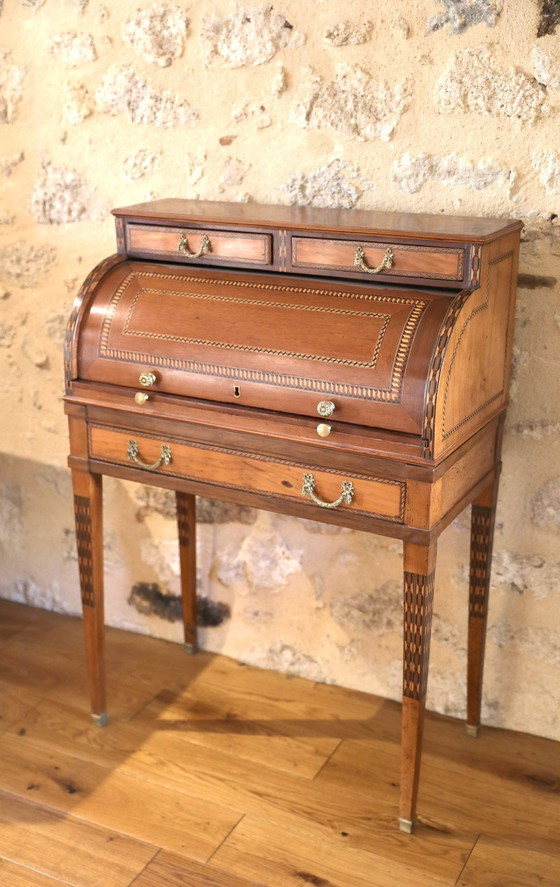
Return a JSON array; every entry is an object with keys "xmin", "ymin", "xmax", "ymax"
[
  {"xmin": 72, "ymin": 470, "xmax": 107, "ymax": 725},
  {"xmin": 399, "ymin": 540, "xmax": 437, "ymax": 833},
  {"xmin": 176, "ymin": 491, "xmax": 198, "ymax": 653},
  {"xmin": 467, "ymin": 478, "xmax": 499, "ymax": 737}
]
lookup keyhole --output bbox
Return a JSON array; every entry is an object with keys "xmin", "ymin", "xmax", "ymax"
[{"xmin": 233, "ymin": 385, "xmax": 241, "ymax": 398}]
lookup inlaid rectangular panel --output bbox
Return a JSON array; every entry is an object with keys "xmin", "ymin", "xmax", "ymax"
[
  {"xmin": 291, "ymin": 236, "xmax": 466, "ymax": 283},
  {"xmin": 126, "ymin": 224, "xmax": 273, "ymax": 267}
]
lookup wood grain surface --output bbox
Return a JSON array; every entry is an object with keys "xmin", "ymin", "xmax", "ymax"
[{"xmin": 0, "ymin": 600, "xmax": 557, "ymax": 887}]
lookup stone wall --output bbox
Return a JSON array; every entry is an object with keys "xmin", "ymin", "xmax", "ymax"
[{"xmin": 1, "ymin": 0, "xmax": 559, "ymax": 741}]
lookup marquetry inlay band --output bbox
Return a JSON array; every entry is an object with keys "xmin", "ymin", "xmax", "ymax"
[
  {"xmin": 64, "ymin": 253, "xmax": 123, "ymax": 389},
  {"xmin": 74, "ymin": 495, "xmax": 95, "ymax": 608},
  {"xmin": 469, "ymin": 244, "xmax": 482, "ymax": 289},
  {"xmin": 422, "ymin": 288, "xmax": 472, "ymax": 456},
  {"xmin": 403, "ymin": 570, "xmax": 435, "ymax": 700},
  {"xmin": 469, "ymin": 504, "xmax": 493, "ymax": 618},
  {"xmin": 176, "ymin": 496, "xmax": 193, "ymax": 549},
  {"xmin": 278, "ymin": 228, "xmax": 288, "ymax": 272}
]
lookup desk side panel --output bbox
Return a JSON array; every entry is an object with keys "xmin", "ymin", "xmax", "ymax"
[{"xmin": 425, "ymin": 231, "xmax": 520, "ymax": 460}]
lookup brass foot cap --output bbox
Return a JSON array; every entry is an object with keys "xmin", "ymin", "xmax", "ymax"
[
  {"xmin": 91, "ymin": 712, "xmax": 108, "ymax": 727},
  {"xmin": 184, "ymin": 641, "xmax": 199, "ymax": 655},
  {"xmin": 398, "ymin": 817, "xmax": 415, "ymax": 834},
  {"xmin": 466, "ymin": 724, "xmax": 479, "ymax": 738}
]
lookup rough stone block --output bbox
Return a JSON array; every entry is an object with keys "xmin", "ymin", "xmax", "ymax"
[
  {"xmin": 292, "ymin": 64, "xmax": 412, "ymax": 141},
  {"xmin": 122, "ymin": 148, "xmax": 161, "ymax": 181},
  {"xmin": 428, "ymin": 0, "xmax": 503, "ymax": 35},
  {"xmin": 0, "ymin": 240, "xmax": 56, "ymax": 287},
  {"xmin": 30, "ymin": 160, "xmax": 103, "ymax": 224},
  {"xmin": 122, "ymin": 2, "xmax": 189, "ymax": 67},
  {"xmin": 392, "ymin": 151, "xmax": 511, "ymax": 194},
  {"xmin": 331, "ymin": 580, "xmax": 401, "ymax": 633},
  {"xmin": 249, "ymin": 641, "xmax": 327, "ymax": 682},
  {"xmin": 530, "ymin": 477, "xmax": 560, "ymax": 533},
  {"xmin": 202, "ymin": 4, "xmax": 304, "ymax": 68},
  {"xmin": 391, "ymin": 15, "xmax": 411, "ymax": 38},
  {"xmin": 217, "ymin": 531, "xmax": 303, "ymax": 591},
  {"xmin": 323, "ymin": 20, "xmax": 373, "ymax": 46},
  {"xmin": 493, "ymin": 550, "xmax": 559, "ymax": 598},
  {"xmin": 533, "ymin": 151, "xmax": 560, "ymax": 194},
  {"xmin": 220, "ymin": 156, "xmax": 250, "ymax": 187},
  {"xmin": 0, "ymin": 50, "xmax": 25, "ymax": 124},
  {"xmin": 95, "ymin": 63, "xmax": 199, "ymax": 127},
  {"xmin": 437, "ymin": 45, "xmax": 548, "ymax": 122},
  {"xmin": 283, "ymin": 158, "xmax": 374, "ymax": 209},
  {"xmin": 62, "ymin": 81, "xmax": 93, "ymax": 124},
  {"xmin": 532, "ymin": 44, "xmax": 560, "ymax": 89},
  {"xmin": 49, "ymin": 32, "xmax": 96, "ymax": 66}
]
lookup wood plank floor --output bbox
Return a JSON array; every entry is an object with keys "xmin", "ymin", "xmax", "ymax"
[{"xmin": 0, "ymin": 599, "xmax": 558, "ymax": 887}]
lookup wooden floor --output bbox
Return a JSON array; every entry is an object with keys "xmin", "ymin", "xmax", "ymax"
[{"xmin": 0, "ymin": 599, "xmax": 558, "ymax": 887}]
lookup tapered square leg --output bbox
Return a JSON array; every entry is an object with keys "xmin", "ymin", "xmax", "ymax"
[
  {"xmin": 176, "ymin": 491, "xmax": 198, "ymax": 653},
  {"xmin": 467, "ymin": 476, "xmax": 499, "ymax": 737},
  {"xmin": 72, "ymin": 469, "xmax": 106, "ymax": 726},
  {"xmin": 399, "ymin": 540, "xmax": 437, "ymax": 833}
]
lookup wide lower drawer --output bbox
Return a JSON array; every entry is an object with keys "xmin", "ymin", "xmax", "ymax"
[
  {"xmin": 125, "ymin": 224, "xmax": 273, "ymax": 267},
  {"xmin": 88, "ymin": 425, "xmax": 406, "ymax": 523},
  {"xmin": 291, "ymin": 235, "xmax": 466, "ymax": 284}
]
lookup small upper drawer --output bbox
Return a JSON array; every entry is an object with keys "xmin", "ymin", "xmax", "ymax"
[
  {"xmin": 290, "ymin": 236, "xmax": 466, "ymax": 285},
  {"xmin": 125, "ymin": 224, "xmax": 273, "ymax": 268}
]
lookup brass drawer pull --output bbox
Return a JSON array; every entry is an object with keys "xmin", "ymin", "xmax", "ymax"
[
  {"xmin": 317, "ymin": 400, "xmax": 335, "ymax": 418},
  {"xmin": 354, "ymin": 245, "xmax": 393, "ymax": 275},
  {"xmin": 301, "ymin": 473, "xmax": 354, "ymax": 509},
  {"xmin": 177, "ymin": 233, "xmax": 211, "ymax": 258},
  {"xmin": 127, "ymin": 439, "xmax": 171, "ymax": 471}
]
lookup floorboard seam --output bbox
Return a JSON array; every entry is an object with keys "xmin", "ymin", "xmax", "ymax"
[
  {"xmin": 205, "ymin": 812, "xmax": 247, "ymax": 866},
  {"xmin": 453, "ymin": 832, "xmax": 481, "ymax": 886},
  {"xmin": 310, "ymin": 738, "xmax": 343, "ymax": 780},
  {"xmin": 126, "ymin": 846, "xmax": 164, "ymax": 887}
]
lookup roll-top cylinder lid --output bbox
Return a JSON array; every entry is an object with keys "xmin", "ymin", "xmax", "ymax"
[{"xmin": 73, "ymin": 258, "xmax": 458, "ymax": 437}]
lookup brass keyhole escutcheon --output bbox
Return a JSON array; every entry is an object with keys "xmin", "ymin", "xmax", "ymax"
[
  {"xmin": 139, "ymin": 372, "xmax": 156, "ymax": 388},
  {"xmin": 233, "ymin": 385, "xmax": 241, "ymax": 398}
]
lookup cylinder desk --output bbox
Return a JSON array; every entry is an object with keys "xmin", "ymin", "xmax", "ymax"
[{"xmin": 64, "ymin": 199, "xmax": 522, "ymax": 832}]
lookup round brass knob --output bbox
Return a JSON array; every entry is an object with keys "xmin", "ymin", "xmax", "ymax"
[
  {"xmin": 317, "ymin": 401, "xmax": 335, "ymax": 418},
  {"xmin": 135, "ymin": 392, "xmax": 149, "ymax": 404},
  {"xmin": 139, "ymin": 372, "xmax": 156, "ymax": 388},
  {"xmin": 317, "ymin": 423, "xmax": 331, "ymax": 438}
]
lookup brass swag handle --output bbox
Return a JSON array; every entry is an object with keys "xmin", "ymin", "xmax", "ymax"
[
  {"xmin": 177, "ymin": 233, "xmax": 211, "ymax": 258},
  {"xmin": 127, "ymin": 439, "xmax": 172, "ymax": 471},
  {"xmin": 354, "ymin": 245, "xmax": 394, "ymax": 275},
  {"xmin": 301, "ymin": 473, "xmax": 355, "ymax": 509}
]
